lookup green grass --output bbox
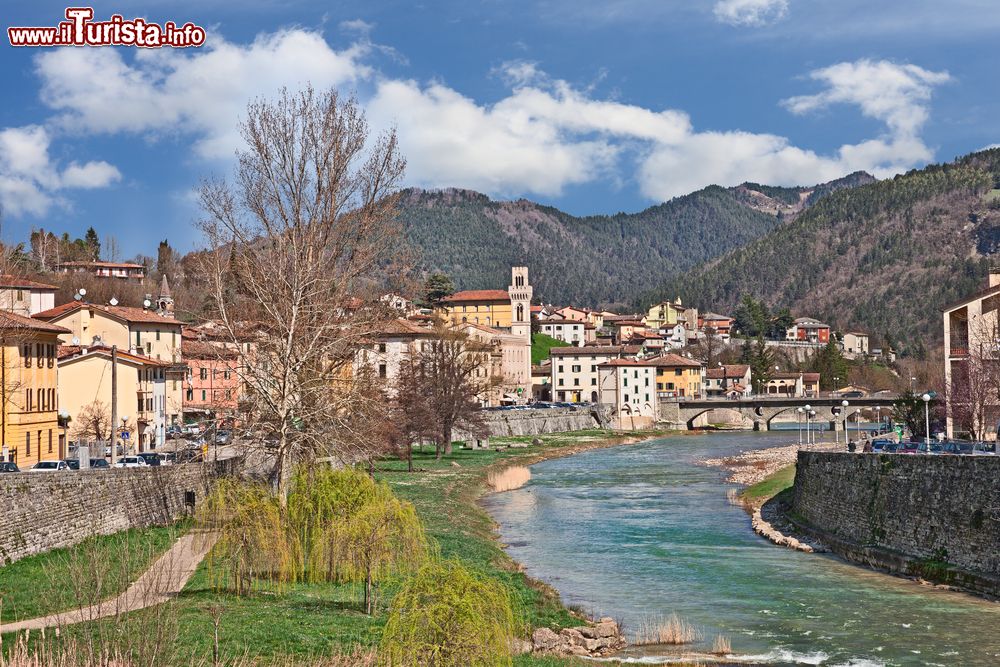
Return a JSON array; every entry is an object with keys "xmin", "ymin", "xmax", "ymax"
[
  {"xmin": 738, "ymin": 464, "xmax": 796, "ymax": 505},
  {"xmin": 531, "ymin": 333, "xmax": 571, "ymax": 365},
  {"xmin": 11, "ymin": 429, "xmax": 640, "ymax": 665},
  {"xmin": 0, "ymin": 522, "xmax": 185, "ymax": 623}
]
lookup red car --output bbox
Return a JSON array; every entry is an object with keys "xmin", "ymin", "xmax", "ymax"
[{"xmin": 897, "ymin": 442, "xmax": 919, "ymax": 454}]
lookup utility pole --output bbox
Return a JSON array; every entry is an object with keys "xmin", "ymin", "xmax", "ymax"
[{"xmin": 111, "ymin": 345, "xmax": 118, "ymax": 466}]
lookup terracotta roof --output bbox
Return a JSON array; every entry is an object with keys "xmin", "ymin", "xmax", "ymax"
[
  {"xmin": 0, "ymin": 310, "xmax": 71, "ymax": 334},
  {"xmin": 57, "ymin": 344, "xmax": 168, "ymax": 366},
  {"xmin": 456, "ymin": 321, "xmax": 505, "ymax": 336},
  {"xmin": 611, "ymin": 319, "xmax": 645, "ymax": 327},
  {"xmin": 0, "ymin": 275, "xmax": 57, "ymax": 290},
  {"xmin": 58, "ymin": 261, "xmax": 145, "ymax": 269},
  {"xmin": 705, "ymin": 364, "xmax": 750, "ymax": 379},
  {"xmin": 442, "ymin": 289, "xmax": 510, "ymax": 302},
  {"xmin": 550, "ymin": 345, "xmax": 632, "ymax": 356},
  {"xmin": 376, "ymin": 318, "xmax": 434, "ymax": 337},
  {"xmin": 648, "ymin": 353, "xmax": 703, "ymax": 368},
  {"xmin": 182, "ymin": 340, "xmax": 239, "ymax": 359},
  {"xmin": 34, "ymin": 302, "xmax": 181, "ymax": 326},
  {"xmin": 598, "ymin": 358, "xmax": 661, "ymax": 367},
  {"xmin": 701, "ymin": 313, "xmax": 732, "ymax": 321},
  {"xmin": 802, "ymin": 373, "xmax": 820, "ymax": 381}
]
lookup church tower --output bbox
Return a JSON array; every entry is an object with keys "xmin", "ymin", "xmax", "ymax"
[
  {"xmin": 508, "ymin": 266, "xmax": 532, "ymax": 341},
  {"xmin": 156, "ymin": 274, "xmax": 175, "ymax": 318}
]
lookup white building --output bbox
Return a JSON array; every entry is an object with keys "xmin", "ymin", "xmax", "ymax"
[
  {"xmin": 550, "ymin": 344, "xmax": 640, "ymax": 403},
  {"xmin": 0, "ymin": 275, "xmax": 56, "ymax": 316},
  {"xmin": 539, "ymin": 315, "xmax": 585, "ymax": 346},
  {"xmin": 597, "ymin": 359, "xmax": 660, "ymax": 429},
  {"xmin": 841, "ymin": 331, "xmax": 869, "ymax": 359}
]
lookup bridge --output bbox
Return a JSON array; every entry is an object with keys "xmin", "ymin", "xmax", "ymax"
[{"xmin": 658, "ymin": 395, "xmax": 906, "ymax": 431}]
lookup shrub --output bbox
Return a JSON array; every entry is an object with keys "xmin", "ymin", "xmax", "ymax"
[{"xmin": 380, "ymin": 559, "xmax": 516, "ymax": 667}]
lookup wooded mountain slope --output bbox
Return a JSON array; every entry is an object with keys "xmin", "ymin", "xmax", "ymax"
[
  {"xmin": 649, "ymin": 149, "xmax": 1000, "ymax": 352},
  {"xmin": 398, "ymin": 174, "xmax": 868, "ymax": 307}
]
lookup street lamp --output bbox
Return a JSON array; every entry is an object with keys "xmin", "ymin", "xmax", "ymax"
[
  {"xmin": 120, "ymin": 415, "xmax": 130, "ymax": 455},
  {"xmin": 804, "ymin": 404, "xmax": 812, "ymax": 446},
  {"xmin": 834, "ymin": 376, "xmax": 840, "ymax": 395},
  {"xmin": 910, "ymin": 376, "xmax": 917, "ymax": 392},
  {"xmin": 841, "ymin": 400, "xmax": 849, "ymax": 447},
  {"xmin": 809, "ymin": 410, "xmax": 817, "ymax": 445},
  {"xmin": 922, "ymin": 393, "xmax": 931, "ymax": 446},
  {"xmin": 796, "ymin": 407, "xmax": 804, "ymax": 446},
  {"xmin": 58, "ymin": 410, "xmax": 70, "ymax": 459}
]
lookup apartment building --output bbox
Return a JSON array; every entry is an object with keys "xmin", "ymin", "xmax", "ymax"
[{"xmin": 549, "ymin": 344, "xmax": 639, "ymax": 403}]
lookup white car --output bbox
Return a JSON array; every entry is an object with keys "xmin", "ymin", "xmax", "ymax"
[
  {"xmin": 29, "ymin": 460, "xmax": 71, "ymax": 472},
  {"xmin": 115, "ymin": 456, "xmax": 148, "ymax": 468}
]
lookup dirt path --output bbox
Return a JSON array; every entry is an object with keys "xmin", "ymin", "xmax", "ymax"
[{"xmin": 0, "ymin": 530, "xmax": 217, "ymax": 634}]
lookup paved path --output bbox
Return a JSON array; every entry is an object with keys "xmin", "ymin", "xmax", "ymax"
[{"xmin": 0, "ymin": 530, "xmax": 218, "ymax": 634}]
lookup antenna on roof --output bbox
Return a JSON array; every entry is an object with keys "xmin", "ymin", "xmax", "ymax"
[
  {"xmin": 78, "ymin": 288, "xmax": 87, "ymax": 297},
  {"xmin": 143, "ymin": 299, "xmax": 152, "ymax": 309},
  {"xmin": 73, "ymin": 293, "xmax": 82, "ymax": 301},
  {"xmin": 71, "ymin": 336, "xmax": 80, "ymax": 345},
  {"xmin": 109, "ymin": 297, "xmax": 119, "ymax": 306}
]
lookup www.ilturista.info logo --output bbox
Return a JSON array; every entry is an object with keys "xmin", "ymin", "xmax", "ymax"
[{"xmin": 8, "ymin": 7, "xmax": 206, "ymax": 48}]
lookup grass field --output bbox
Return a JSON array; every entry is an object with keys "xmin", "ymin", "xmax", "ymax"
[
  {"xmin": 738, "ymin": 464, "xmax": 796, "ymax": 506},
  {"xmin": 5, "ymin": 429, "xmax": 643, "ymax": 665},
  {"xmin": 531, "ymin": 333, "xmax": 571, "ymax": 365},
  {"xmin": 0, "ymin": 522, "xmax": 185, "ymax": 623}
]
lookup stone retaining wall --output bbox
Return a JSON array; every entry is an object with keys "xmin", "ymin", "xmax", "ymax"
[
  {"xmin": 460, "ymin": 407, "xmax": 607, "ymax": 440},
  {"xmin": 790, "ymin": 452, "xmax": 1000, "ymax": 596},
  {"xmin": 0, "ymin": 462, "xmax": 223, "ymax": 565}
]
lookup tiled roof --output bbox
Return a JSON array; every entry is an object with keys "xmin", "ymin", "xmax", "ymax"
[
  {"xmin": 442, "ymin": 289, "xmax": 510, "ymax": 302},
  {"xmin": 58, "ymin": 344, "xmax": 168, "ymax": 366},
  {"xmin": 182, "ymin": 340, "xmax": 239, "ymax": 359},
  {"xmin": 0, "ymin": 274, "xmax": 57, "ymax": 290},
  {"xmin": 0, "ymin": 310, "xmax": 70, "ymax": 334},
  {"xmin": 34, "ymin": 302, "xmax": 181, "ymax": 326},
  {"xmin": 58, "ymin": 261, "xmax": 145, "ymax": 269},
  {"xmin": 705, "ymin": 364, "xmax": 750, "ymax": 379},
  {"xmin": 598, "ymin": 358, "xmax": 660, "ymax": 367},
  {"xmin": 376, "ymin": 318, "xmax": 434, "ymax": 337},
  {"xmin": 550, "ymin": 345, "xmax": 631, "ymax": 356},
  {"xmin": 648, "ymin": 353, "xmax": 702, "ymax": 368}
]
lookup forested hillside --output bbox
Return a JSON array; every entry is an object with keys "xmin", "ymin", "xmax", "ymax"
[
  {"xmin": 398, "ymin": 173, "xmax": 868, "ymax": 307},
  {"xmin": 648, "ymin": 149, "xmax": 1000, "ymax": 353}
]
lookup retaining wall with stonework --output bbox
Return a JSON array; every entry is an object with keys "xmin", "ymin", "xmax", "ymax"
[
  {"xmin": 470, "ymin": 407, "xmax": 608, "ymax": 439},
  {"xmin": 0, "ymin": 462, "xmax": 228, "ymax": 566},
  {"xmin": 789, "ymin": 452, "xmax": 1000, "ymax": 597}
]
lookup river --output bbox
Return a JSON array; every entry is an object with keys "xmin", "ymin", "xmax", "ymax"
[{"xmin": 483, "ymin": 432, "xmax": 1000, "ymax": 666}]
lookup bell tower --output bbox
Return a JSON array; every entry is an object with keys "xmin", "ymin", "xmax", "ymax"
[{"xmin": 508, "ymin": 266, "xmax": 532, "ymax": 341}]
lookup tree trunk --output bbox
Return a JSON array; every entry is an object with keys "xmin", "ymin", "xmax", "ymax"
[
  {"xmin": 443, "ymin": 426, "xmax": 453, "ymax": 456},
  {"xmin": 407, "ymin": 443, "xmax": 413, "ymax": 472},
  {"xmin": 364, "ymin": 565, "xmax": 373, "ymax": 615}
]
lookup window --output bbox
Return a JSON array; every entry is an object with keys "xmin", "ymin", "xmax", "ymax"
[
  {"xmin": 623, "ymin": 395, "xmax": 629, "ymax": 403},
  {"xmin": 558, "ymin": 379, "xmax": 564, "ymax": 387},
  {"xmin": 25, "ymin": 433, "xmax": 30, "ymax": 456},
  {"xmin": 675, "ymin": 369, "xmax": 682, "ymax": 376},
  {"xmin": 25, "ymin": 388, "xmax": 32, "ymax": 411},
  {"xmin": 591, "ymin": 378, "xmax": 597, "ymax": 385},
  {"xmin": 201, "ymin": 390, "xmax": 207, "ymax": 401},
  {"xmin": 186, "ymin": 388, "xmax": 193, "ymax": 401},
  {"xmin": 48, "ymin": 430, "xmax": 53, "ymax": 453},
  {"xmin": 48, "ymin": 344, "xmax": 55, "ymax": 367},
  {"xmin": 138, "ymin": 397, "xmax": 144, "ymax": 413},
  {"xmin": 558, "ymin": 365, "xmax": 564, "ymax": 373},
  {"xmin": 645, "ymin": 393, "xmax": 650, "ymax": 402},
  {"xmin": 377, "ymin": 343, "xmax": 387, "ymax": 353},
  {"xmin": 156, "ymin": 329, "xmax": 161, "ymax": 341},
  {"xmin": 623, "ymin": 378, "xmax": 628, "ymax": 387},
  {"xmin": 378, "ymin": 364, "xmax": 387, "ymax": 379},
  {"xmin": 135, "ymin": 331, "xmax": 141, "ymax": 346},
  {"xmin": 645, "ymin": 378, "xmax": 650, "ymax": 387},
  {"xmin": 223, "ymin": 369, "xmax": 231, "ymax": 380},
  {"xmin": 23, "ymin": 344, "xmax": 31, "ymax": 368},
  {"xmin": 573, "ymin": 378, "xmax": 580, "ymax": 386},
  {"xmin": 571, "ymin": 364, "xmax": 581, "ymax": 372},
  {"xmin": 16, "ymin": 288, "xmax": 23, "ymax": 301},
  {"xmin": 200, "ymin": 368, "xmax": 208, "ymax": 380}
]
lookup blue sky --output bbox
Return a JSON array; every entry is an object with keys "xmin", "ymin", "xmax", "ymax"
[{"xmin": 1, "ymin": 0, "xmax": 999, "ymax": 257}]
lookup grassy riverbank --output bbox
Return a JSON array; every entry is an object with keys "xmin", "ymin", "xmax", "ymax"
[
  {"xmin": 738, "ymin": 464, "xmax": 796, "ymax": 506},
  {"xmin": 3, "ymin": 429, "xmax": 657, "ymax": 665}
]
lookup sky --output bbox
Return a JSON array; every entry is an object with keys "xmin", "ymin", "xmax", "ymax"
[{"xmin": 1, "ymin": 0, "xmax": 999, "ymax": 257}]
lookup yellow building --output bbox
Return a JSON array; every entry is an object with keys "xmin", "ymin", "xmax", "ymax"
[
  {"xmin": 58, "ymin": 345, "xmax": 169, "ymax": 451},
  {"xmin": 0, "ymin": 311, "xmax": 70, "ymax": 468},
  {"xmin": 34, "ymin": 302, "xmax": 185, "ymax": 426},
  {"xmin": 441, "ymin": 289, "xmax": 514, "ymax": 328},
  {"xmin": 651, "ymin": 354, "xmax": 704, "ymax": 399},
  {"xmin": 645, "ymin": 299, "xmax": 685, "ymax": 330}
]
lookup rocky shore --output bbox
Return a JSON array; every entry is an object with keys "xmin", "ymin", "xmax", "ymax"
[
  {"xmin": 530, "ymin": 617, "xmax": 627, "ymax": 657},
  {"xmin": 702, "ymin": 440, "xmax": 841, "ymax": 486}
]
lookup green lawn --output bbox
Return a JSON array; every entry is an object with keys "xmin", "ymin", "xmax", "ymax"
[
  {"xmin": 738, "ymin": 464, "xmax": 796, "ymax": 506},
  {"xmin": 531, "ymin": 333, "xmax": 571, "ymax": 365},
  {"xmin": 10, "ymin": 430, "xmax": 637, "ymax": 665},
  {"xmin": 0, "ymin": 522, "xmax": 186, "ymax": 623}
]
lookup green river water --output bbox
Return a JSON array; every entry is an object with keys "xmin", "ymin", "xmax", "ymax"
[{"xmin": 483, "ymin": 432, "xmax": 1000, "ymax": 666}]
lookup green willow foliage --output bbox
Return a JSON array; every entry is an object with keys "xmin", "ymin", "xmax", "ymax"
[
  {"xmin": 380, "ymin": 558, "xmax": 517, "ymax": 667},
  {"xmin": 200, "ymin": 467, "xmax": 428, "ymax": 613}
]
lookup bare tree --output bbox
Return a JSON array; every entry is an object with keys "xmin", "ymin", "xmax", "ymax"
[
  {"xmin": 394, "ymin": 354, "xmax": 436, "ymax": 471},
  {"xmin": 198, "ymin": 86, "xmax": 406, "ymax": 501},
  {"xmin": 687, "ymin": 326, "xmax": 723, "ymax": 366},
  {"xmin": 72, "ymin": 400, "xmax": 113, "ymax": 442}
]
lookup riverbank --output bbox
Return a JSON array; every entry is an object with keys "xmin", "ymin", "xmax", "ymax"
[{"xmin": 701, "ymin": 440, "xmax": 841, "ymax": 488}]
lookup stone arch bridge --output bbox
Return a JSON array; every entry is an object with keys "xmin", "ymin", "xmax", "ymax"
[{"xmin": 658, "ymin": 396, "xmax": 902, "ymax": 431}]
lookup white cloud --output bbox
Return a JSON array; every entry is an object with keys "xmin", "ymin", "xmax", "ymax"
[
  {"xmin": 0, "ymin": 125, "xmax": 120, "ymax": 217},
  {"xmin": 26, "ymin": 30, "xmax": 950, "ymax": 206},
  {"xmin": 35, "ymin": 29, "xmax": 369, "ymax": 159},
  {"xmin": 713, "ymin": 0, "xmax": 788, "ymax": 26}
]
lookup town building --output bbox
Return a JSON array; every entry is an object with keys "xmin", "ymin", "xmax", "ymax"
[
  {"xmin": 650, "ymin": 354, "xmax": 704, "ymax": 398},
  {"xmin": 597, "ymin": 359, "xmax": 660, "ymax": 429},
  {"xmin": 531, "ymin": 362, "xmax": 552, "ymax": 401},
  {"xmin": 456, "ymin": 321, "xmax": 532, "ymax": 404},
  {"xmin": 34, "ymin": 300, "xmax": 185, "ymax": 426},
  {"xmin": 699, "ymin": 313, "xmax": 734, "ymax": 338},
  {"xmin": 763, "ymin": 372, "xmax": 804, "ymax": 397},
  {"xmin": 0, "ymin": 276, "xmax": 57, "ymax": 316},
  {"xmin": 550, "ymin": 344, "xmax": 640, "ymax": 403},
  {"xmin": 181, "ymin": 328, "xmax": 241, "ymax": 426},
  {"xmin": 841, "ymin": 331, "xmax": 870, "ymax": 359},
  {"xmin": 57, "ymin": 261, "xmax": 147, "ymax": 280},
  {"xmin": 786, "ymin": 317, "xmax": 831, "ymax": 344},
  {"xmin": 645, "ymin": 299, "xmax": 685, "ymax": 330},
  {"xmin": 58, "ymin": 345, "xmax": 168, "ymax": 450},
  {"xmin": 353, "ymin": 317, "xmax": 434, "ymax": 388},
  {"xmin": 942, "ymin": 273, "xmax": 1000, "ymax": 439},
  {"xmin": 704, "ymin": 364, "xmax": 752, "ymax": 398},
  {"xmin": 538, "ymin": 315, "xmax": 585, "ymax": 346},
  {"xmin": 0, "ymin": 312, "xmax": 69, "ymax": 467}
]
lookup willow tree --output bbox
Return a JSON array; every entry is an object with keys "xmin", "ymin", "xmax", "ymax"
[
  {"xmin": 380, "ymin": 559, "xmax": 517, "ymax": 667},
  {"xmin": 198, "ymin": 86, "xmax": 406, "ymax": 502}
]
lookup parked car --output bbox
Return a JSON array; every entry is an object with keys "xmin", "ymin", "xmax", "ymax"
[
  {"xmin": 871, "ymin": 438, "xmax": 893, "ymax": 452},
  {"xmin": 29, "ymin": 460, "xmax": 72, "ymax": 472},
  {"xmin": 166, "ymin": 425, "xmax": 183, "ymax": 440},
  {"xmin": 971, "ymin": 442, "xmax": 996, "ymax": 456},
  {"xmin": 881, "ymin": 442, "xmax": 902, "ymax": 453},
  {"xmin": 0, "ymin": 461, "xmax": 20, "ymax": 473},
  {"xmin": 157, "ymin": 452, "xmax": 176, "ymax": 466},
  {"xmin": 114, "ymin": 456, "xmax": 148, "ymax": 468},
  {"xmin": 89, "ymin": 458, "xmax": 110, "ymax": 469},
  {"xmin": 64, "ymin": 459, "xmax": 81, "ymax": 470},
  {"xmin": 916, "ymin": 442, "xmax": 944, "ymax": 454},
  {"xmin": 897, "ymin": 442, "xmax": 919, "ymax": 454},
  {"xmin": 137, "ymin": 452, "xmax": 162, "ymax": 466},
  {"xmin": 215, "ymin": 430, "xmax": 232, "ymax": 445},
  {"xmin": 943, "ymin": 441, "xmax": 975, "ymax": 455}
]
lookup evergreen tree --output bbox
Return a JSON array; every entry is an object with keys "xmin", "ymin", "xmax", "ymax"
[
  {"xmin": 423, "ymin": 272, "xmax": 454, "ymax": 308},
  {"xmin": 83, "ymin": 226, "xmax": 101, "ymax": 261},
  {"xmin": 809, "ymin": 340, "xmax": 849, "ymax": 390}
]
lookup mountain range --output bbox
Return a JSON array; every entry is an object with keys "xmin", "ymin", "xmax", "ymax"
[{"xmin": 398, "ymin": 149, "xmax": 1000, "ymax": 351}]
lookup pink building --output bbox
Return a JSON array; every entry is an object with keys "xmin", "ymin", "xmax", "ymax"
[{"xmin": 181, "ymin": 333, "xmax": 240, "ymax": 426}]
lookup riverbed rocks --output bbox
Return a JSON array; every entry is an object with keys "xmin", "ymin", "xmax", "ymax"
[{"xmin": 531, "ymin": 617, "xmax": 626, "ymax": 657}]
